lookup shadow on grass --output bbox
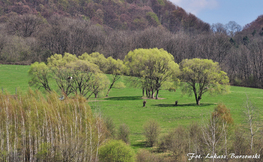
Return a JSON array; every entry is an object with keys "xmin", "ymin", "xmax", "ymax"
[
  {"xmin": 105, "ymin": 96, "xmax": 142, "ymax": 101},
  {"xmin": 154, "ymin": 103, "xmax": 215, "ymax": 107},
  {"xmin": 132, "ymin": 141, "xmax": 147, "ymax": 148}
]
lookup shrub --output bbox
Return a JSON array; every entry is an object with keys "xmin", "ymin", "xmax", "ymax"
[
  {"xmin": 104, "ymin": 116, "xmax": 116, "ymax": 139},
  {"xmin": 113, "ymin": 81, "xmax": 126, "ymax": 89},
  {"xmin": 99, "ymin": 140, "xmax": 135, "ymax": 162},
  {"xmin": 143, "ymin": 119, "xmax": 161, "ymax": 147},
  {"xmin": 158, "ymin": 126, "xmax": 188, "ymax": 161},
  {"xmin": 136, "ymin": 149, "xmax": 163, "ymax": 162},
  {"xmin": 118, "ymin": 124, "xmax": 130, "ymax": 144},
  {"xmin": 168, "ymin": 87, "xmax": 176, "ymax": 92}
]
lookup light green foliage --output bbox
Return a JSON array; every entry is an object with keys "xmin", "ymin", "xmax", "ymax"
[
  {"xmin": 80, "ymin": 52, "xmax": 128, "ymax": 97},
  {"xmin": 106, "ymin": 57, "xmax": 125, "ymax": 75},
  {"xmin": 99, "ymin": 140, "xmax": 135, "ymax": 162},
  {"xmin": 47, "ymin": 53, "xmax": 78, "ymax": 68},
  {"xmin": 179, "ymin": 58, "xmax": 229, "ymax": 105},
  {"xmin": 124, "ymin": 48, "xmax": 180, "ymax": 99},
  {"xmin": 146, "ymin": 12, "xmax": 161, "ymax": 25},
  {"xmin": 63, "ymin": 60, "xmax": 103, "ymax": 97},
  {"xmin": 51, "ymin": 66, "xmax": 75, "ymax": 96},
  {"xmin": 79, "ymin": 53, "xmax": 125, "ymax": 97},
  {"xmin": 0, "ymin": 90, "xmax": 102, "ymax": 161},
  {"xmin": 105, "ymin": 57, "xmax": 125, "ymax": 97},
  {"xmin": 79, "ymin": 52, "xmax": 108, "ymax": 72},
  {"xmin": 78, "ymin": 52, "xmax": 92, "ymax": 61},
  {"xmin": 91, "ymin": 73, "xmax": 110, "ymax": 98},
  {"xmin": 28, "ymin": 62, "xmax": 51, "ymax": 91},
  {"xmin": 79, "ymin": 52, "xmax": 125, "ymax": 75},
  {"xmin": 157, "ymin": 0, "xmax": 165, "ymax": 6},
  {"xmin": 47, "ymin": 53, "xmax": 109, "ymax": 98},
  {"xmin": 113, "ymin": 82, "xmax": 126, "ymax": 89}
]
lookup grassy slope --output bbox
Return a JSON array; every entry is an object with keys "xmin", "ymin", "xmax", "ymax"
[
  {"xmin": 1, "ymin": 64, "xmax": 263, "ymax": 150},
  {"xmin": 0, "ymin": 64, "xmax": 30, "ymax": 94},
  {"xmin": 91, "ymin": 85, "xmax": 263, "ymax": 150}
]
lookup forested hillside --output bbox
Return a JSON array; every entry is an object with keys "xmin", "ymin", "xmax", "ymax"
[
  {"xmin": 0, "ymin": 0, "xmax": 263, "ymax": 88},
  {"xmin": 0, "ymin": 0, "xmax": 209, "ymax": 33}
]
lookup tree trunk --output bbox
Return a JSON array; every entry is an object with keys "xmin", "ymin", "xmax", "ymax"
[
  {"xmin": 106, "ymin": 75, "xmax": 120, "ymax": 97},
  {"xmin": 194, "ymin": 90, "xmax": 200, "ymax": 105},
  {"xmin": 193, "ymin": 86, "xmax": 201, "ymax": 105},
  {"xmin": 155, "ymin": 89, "xmax": 159, "ymax": 99},
  {"xmin": 146, "ymin": 89, "xmax": 151, "ymax": 98},
  {"xmin": 106, "ymin": 83, "xmax": 114, "ymax": 97},
  {"xmin": 151, "ymin": 89, "xmax": 155, "ymax": 98},
  {"xmin": 197, "ymin": 98, "xmax": 201, "ymax": 105},
  {"xmin": 155, "ymin": 78, "xmax": 160, "ymax": 100}
]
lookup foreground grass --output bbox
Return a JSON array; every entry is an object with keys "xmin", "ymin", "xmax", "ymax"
[
  {"xmin": 1, "ymin": 64, "xmax": 263, "ymax": 151},
  {"xmin": 0, "ymin": 65, "xmax": 30, "ymax": 93},
  {"xmin": 90, "ymin": 86, "xmax": 263, "ymax": 150}
]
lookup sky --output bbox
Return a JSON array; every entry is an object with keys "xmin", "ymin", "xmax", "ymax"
[{"xmin": 169, "ymin": 0, "xmax": 263, "ymax": 28}]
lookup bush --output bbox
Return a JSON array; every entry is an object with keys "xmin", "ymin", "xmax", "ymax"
[
  {"xmin": 158, "ymin": 126, "xmax": 188, "ymax": 161},
  {"xmin": 99, "ymin": 140, "xmax": 135, "ymax": 162},
  {"xmin": 143, "ymin": 119, "xmax": 161, "ymax": 147},
  {"xmin": 118, "ymin": 124, "xmax": 130, "ymax": 144},
  {"xmin": 136, "ymin": 149, "xmax": 163, "ymax": 162},
  {"xmin": 168, "ymin": 87, "xmax": 176, "ymax": 92},
  {"xmin": 113, "ymin": 82, "xmax": 126, "ymax": 89},
  {"xmin": 104, "ymin": 116, "xmax": 116, "ymax": 139}
]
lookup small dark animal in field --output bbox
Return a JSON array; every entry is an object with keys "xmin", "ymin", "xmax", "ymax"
[
  {"xmin": 67, "ymin": 76, "xmax": 72, "ymax": 80},
  {"xmin": 175, "ymin": 100, "xmax": 178, "ymax": 106},
  {"xmin": 143, "ymin": 100, "xmax": 147, "ymax": 107}
]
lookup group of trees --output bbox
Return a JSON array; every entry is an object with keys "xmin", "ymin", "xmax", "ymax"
[
  {"xmin": 29, "ymin": 52, "xmax": 126, "ymax": 99},
  {"xmin": 0, "ymin": 12, "xmax": 263, "ymax": 89},
  {"xmin": 29, "ymin": 48, "xmax": 229, "ymax": 105},
  {"xmin": 0, "ymin": 0, "xmax": 209, "ymax": 33},
  {"xmin": 0, "ymin": 90, "xmax": 109, "ymax": 161}
]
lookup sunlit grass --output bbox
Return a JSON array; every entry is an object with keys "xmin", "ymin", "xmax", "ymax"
[{"xmin": 1, "ymin": 64, "xmax": 263, "ymax": 151}]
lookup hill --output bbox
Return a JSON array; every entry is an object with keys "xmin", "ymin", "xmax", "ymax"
[
  {"xmin": 243, "ymin": 15, "xmax": 263, "ymax": 35},
  {"xmin": 0, "ymin": 0, "xmax": 210, "ymax": 33}
]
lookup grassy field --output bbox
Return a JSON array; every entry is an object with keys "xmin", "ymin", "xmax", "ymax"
[{"xmin": 1, "ymin": 64, "xmax": 263, "ymax": 151}]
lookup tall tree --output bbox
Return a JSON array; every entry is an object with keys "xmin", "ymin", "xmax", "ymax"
[
  {"xmin": 179, "ymin": 58, "xmax": 229, "ymax": 105},
  {"xmin": 124, "ymin": 48, "xmax": 179, "ymax": 99}
]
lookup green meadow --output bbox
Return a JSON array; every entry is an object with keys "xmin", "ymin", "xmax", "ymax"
[{"xmin": 1, "ymin": 64, "xmax": 263, "ymax": 150}]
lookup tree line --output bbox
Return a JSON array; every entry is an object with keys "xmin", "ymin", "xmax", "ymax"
[
  {"xmin": 1, "ymin": 14, "xmax": 263, "ymax": 88},
  {"xmin": 29, "ymin": 48, "xmax": 229, "ymax": 106}
]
